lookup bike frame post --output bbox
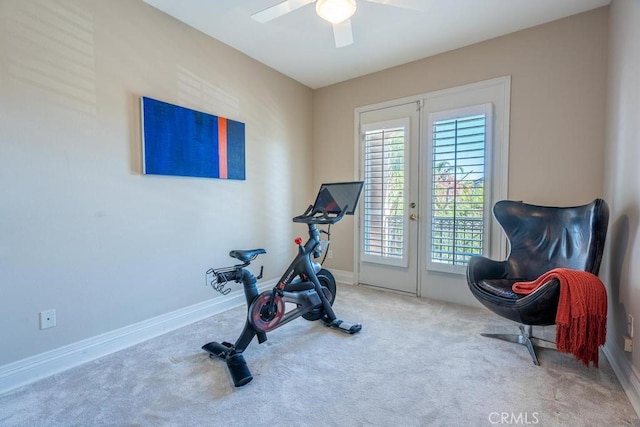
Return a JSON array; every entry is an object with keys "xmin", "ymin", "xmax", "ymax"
[{"xmin": 234, "ymin": 269, "xmax": 267, "ymax": 351}]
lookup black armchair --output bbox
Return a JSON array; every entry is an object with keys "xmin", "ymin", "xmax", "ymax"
[{"xmin": 466, "ymin": 199, "xmax": 609, "ymax": 365}]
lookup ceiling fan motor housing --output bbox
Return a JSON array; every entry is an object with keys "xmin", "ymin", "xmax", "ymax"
[{"xmin": 316, "ymin": 0, "xmax": 357, "ymax": 24}]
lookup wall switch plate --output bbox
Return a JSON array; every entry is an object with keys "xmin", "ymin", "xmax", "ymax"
[
  {"xmin": 40, "ymin": 309, "xmax": 56, "ymax": 329},
  {"xmin": 628, "ymin": 314, "xmax": 634, "ymax": 338},
  {"xmin": 624, "ymin": 336, "xmax": 633, "ymax": 353},
  {"xmin": 327, "ymin": 250, "xmax": 334, "ymax": 259}
]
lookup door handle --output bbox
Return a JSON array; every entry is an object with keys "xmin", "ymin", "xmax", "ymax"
[{"xmin": 409, "ymin": 213, "xmax": 418, "ymax": 221}]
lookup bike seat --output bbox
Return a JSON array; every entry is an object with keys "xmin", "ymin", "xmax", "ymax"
[{"xmin": 229, "ymin": 248, "xmax": 266, "ymax": 262}]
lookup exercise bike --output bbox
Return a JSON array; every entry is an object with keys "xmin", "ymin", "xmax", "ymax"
[{"xmin": 202, "ymin": 181, "xmax": 364, "ymax": 387}]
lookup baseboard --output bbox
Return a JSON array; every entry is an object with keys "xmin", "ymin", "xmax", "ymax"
[
  {"xmin": 603, "ymin": 343, "xmax": 640, "ymax": 416},
  {"xmin": 330, "ymin": 269, "xmax": 355, "ymax": 285},
  {"xmin": 0, "ymin": 280, "xmax": 275, "ymax": 395}
]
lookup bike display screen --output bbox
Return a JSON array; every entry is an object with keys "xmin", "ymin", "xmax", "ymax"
[{"xmin": 312, "ymin": 181, "xmax": 364, "ymax": 215}]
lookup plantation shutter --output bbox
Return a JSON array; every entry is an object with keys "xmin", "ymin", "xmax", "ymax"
[
  {"xmin": 361, "ymin": 118, "xmax": 409, "ymax": 267},
  {"xmin": 428, "ymin": 104, "xmax": 492, "ymax": 271}
]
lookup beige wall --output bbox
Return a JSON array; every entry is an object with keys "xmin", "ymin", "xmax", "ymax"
[
  {"xmin": 603, "ymin": 0, "xmax": 640, "ymax": 407},
  {"xmin": 0, "ymin": 0, "xmax": 313, "ymax": 366},
  {"xmin": 313, "ymin": 8, "xmax": 609, "ymax": 289}
]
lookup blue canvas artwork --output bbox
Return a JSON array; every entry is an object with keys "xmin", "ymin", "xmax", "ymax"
[{"xmin": 141, "ymin": 97, "xmax": 245, "ymax": 180}]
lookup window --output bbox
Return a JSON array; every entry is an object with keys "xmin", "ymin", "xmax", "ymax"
[
  {"xmin": 361, "ymin": 118, "xmax": 409, "ymax": 267},
  {"xmin": 427, "ymin": 103, "xmax": 493, "ymax": 273}
]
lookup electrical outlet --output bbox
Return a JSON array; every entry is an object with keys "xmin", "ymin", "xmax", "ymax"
[
  {"xmin": 628, "ymin": 314, "xmax": 634, "ymax": 338},
  {"xmin": 624, "ymin": 336, "xmax": 633, "ymax": 353},
  {"xmin": 327, "ymin": 250, "xmax": 334, "ymax": 259},
  {"xmin": 40, "ymin": 309, "xmax": 56, "ymax": 329}
]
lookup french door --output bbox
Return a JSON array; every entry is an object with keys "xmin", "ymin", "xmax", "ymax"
[
  {"xmin": 356, "ymin": 77, "xmax": 510, "ymax": 303},
  {"xmin": 358, "ymin": 102, "xmax": 420, "ymax": 294}
]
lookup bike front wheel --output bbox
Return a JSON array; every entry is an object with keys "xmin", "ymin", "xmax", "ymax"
[{"xmin": 302, "ymin": 268, "xmax": 337, "ymax": 321}]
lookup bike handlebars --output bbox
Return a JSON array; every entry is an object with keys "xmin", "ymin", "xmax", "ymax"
[{"xmin": 292, "ymin": 204, "xmax": 349, "ymax": 225}]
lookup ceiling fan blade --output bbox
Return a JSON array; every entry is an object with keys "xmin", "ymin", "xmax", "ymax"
[
  {"xmin": 333, "ymin": 18, "xmax": 353, "ymax": 48},
  {"xmin": 251, "ymin": 0, "xmax": 315, "ymax": 23},
  {"xmin": 363, "ymin": 0, "xmax": 431, "ymax": 12}
]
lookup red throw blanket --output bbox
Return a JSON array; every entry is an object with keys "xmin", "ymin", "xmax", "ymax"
[{"xmin": 512, "ymin": 268, "xmax": 607, "ymax": 367}]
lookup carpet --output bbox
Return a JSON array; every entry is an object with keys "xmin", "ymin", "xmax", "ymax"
[{"xmin": 0, "ymin": 284, "xmax": 637, "ymax": 426}]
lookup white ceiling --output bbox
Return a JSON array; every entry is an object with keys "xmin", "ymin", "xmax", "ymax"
[{"xmin": 142, "ymin": 0, "xmax": 610, "ymax": 89}]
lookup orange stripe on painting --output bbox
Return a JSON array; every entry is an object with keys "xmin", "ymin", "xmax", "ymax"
[{"xmin": 218, "ymin": 117, "xmax": 228, "ymax": 179}]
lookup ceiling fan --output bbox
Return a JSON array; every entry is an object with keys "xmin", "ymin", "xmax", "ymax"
[{"xmin": 251, "ymin": 0, "xmax": 426, "ymax": 48}]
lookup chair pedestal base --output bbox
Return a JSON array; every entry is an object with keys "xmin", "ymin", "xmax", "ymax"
[{"xmin": 481, "ymin": 325, "xmax": 556, "ymax": 366}]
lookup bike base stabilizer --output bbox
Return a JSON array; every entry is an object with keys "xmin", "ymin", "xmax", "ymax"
[
  {"xmin": 324, "ymin": 318, "xmax": 362, "ymax": 334},
  {"xmin": 202, "ymin": 341, "xmax": 253, "ymax": 387}
]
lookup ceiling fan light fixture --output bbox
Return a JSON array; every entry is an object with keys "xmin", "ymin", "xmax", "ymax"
[{"xmin": 315, "ymin": 0, "xmax": 357, "ymax": 24}]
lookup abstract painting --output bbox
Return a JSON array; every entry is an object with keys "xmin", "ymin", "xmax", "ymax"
[{"xmin": 141, "ymin": 97, "xmax": 245, "ymax": 180}]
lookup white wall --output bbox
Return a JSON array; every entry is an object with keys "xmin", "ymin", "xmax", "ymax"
[
  {"xmin": 602, "ymin": 0, "xmax": 640, "ymax": 413},
  {"xmin": 0, "ymin": 0, "xmax": 313, "ymax": 367}
]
